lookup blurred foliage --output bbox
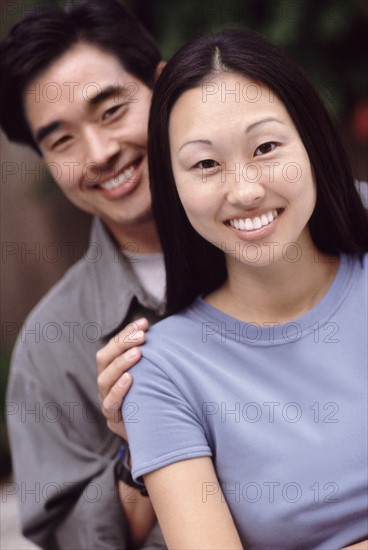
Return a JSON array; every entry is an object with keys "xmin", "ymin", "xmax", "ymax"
[
  {"xmin": 1, "ymin": 0, "xmax": 367, "ymax": 121},
  {"xmin": 131, "ymin": 0, "xmax": 367, "ymax": 121}
]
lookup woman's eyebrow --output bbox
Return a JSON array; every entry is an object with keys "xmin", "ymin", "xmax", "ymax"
[
  {"xmin": 177, "ymin": 118, "xmax": 285, "ymax": 154},
  {"xmin": 178, "ymin": 139, "xmax": 212, "ymax": 153},
  {"xmin": 245, "ymin": 117, "xmax": 284, "ymax": 134}
]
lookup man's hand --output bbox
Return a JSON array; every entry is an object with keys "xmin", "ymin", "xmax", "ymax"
[{"xmin": 97, "ymin": 318, "xmax": 148, "ymax": 440}]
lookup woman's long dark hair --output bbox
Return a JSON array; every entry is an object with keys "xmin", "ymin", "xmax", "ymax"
[{"xmin": 148, "ymin": 30, "xmax": 368, "ymax": 315}]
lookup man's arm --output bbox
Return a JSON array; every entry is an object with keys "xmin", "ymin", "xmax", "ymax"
[
  {"xmin": 97, "ymin": 319, "xmax": 160, "ymax": 547},
  {"xmin": 117, "ymin": 481, "xmax": 156, "ymax": 548},
  {"xmin": 7, "ymin": 338, "xmax": 129, "ymax": 549}
]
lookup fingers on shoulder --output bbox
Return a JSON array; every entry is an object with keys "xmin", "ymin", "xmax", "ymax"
[
  {"xmin": 102, "ymin": 373, "xmax": 133, "ymax": 414},
  {"xmin": 96, "ymin": 323, "xmax": 146, "ymax": 372}
]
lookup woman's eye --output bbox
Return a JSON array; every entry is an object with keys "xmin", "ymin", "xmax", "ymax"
[
  {"xmin": 254, "ymin": 141, "xmax": 278, "ymax": 156},
  {"xmin": 194, "ymin": 159, "xmax": 219, "ymax": 170}
]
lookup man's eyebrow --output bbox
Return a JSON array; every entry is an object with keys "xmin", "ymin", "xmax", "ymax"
[
  {"xmin": 35, "ymin": 85, "xmax": 125, "ymax": 144},
  {"xmin": 245, "ymin": 117, "xmax": 284, "ymax": 133},
  {"xmin": 178, "ymin": 139, "xmax": 212, "ymax": 153},
  {"xmin": 87, "ymin": 85, "xmax": 123, "ymax": 106},
  {"xmin": 35, "ymin": 121, "xmax": 62, "ymax": 145}
]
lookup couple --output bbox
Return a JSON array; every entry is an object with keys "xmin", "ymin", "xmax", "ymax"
[{"xmin": 3, "ymin": 0, "xmax": 367, "ymax": 549}]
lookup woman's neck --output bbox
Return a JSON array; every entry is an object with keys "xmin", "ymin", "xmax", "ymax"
[{"xmin": 206, "ymin": 245, "xmax": 340, "ymax": 325}]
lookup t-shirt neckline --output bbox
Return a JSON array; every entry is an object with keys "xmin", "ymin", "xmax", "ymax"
[{"xmin": 194, "ymin": 254, "xmax": 354, "ymax": 346}]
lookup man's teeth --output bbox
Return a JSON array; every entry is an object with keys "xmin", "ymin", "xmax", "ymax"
[
  {"xmin": 100, "ymin": 165, "xmax": 135, "ymax": 190},
  {"xmin": 229, "ymin": 209, "xmax": 279, "ymax": 231}
]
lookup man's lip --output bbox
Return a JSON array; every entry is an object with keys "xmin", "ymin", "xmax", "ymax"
[
  {"xmin": 95, "ymin": 160, "xmax": 144, "ymax": 199},
  {"xmin": 84, "ymin": 157, "xmax": 143, "ymax": 189}
]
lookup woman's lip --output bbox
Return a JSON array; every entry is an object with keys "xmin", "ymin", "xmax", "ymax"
[
  {"xmin": 226, "ymin": 209, "xmax": 283, "ymax": 240},
  {"xmin": 95, "ymin": 160, "xmax": 143, "ymax": 199},
  {"xmin": 226, "ymin": 208, "xmax": 283, "ymax": 224}
]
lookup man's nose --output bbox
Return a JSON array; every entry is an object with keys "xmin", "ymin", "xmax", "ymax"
[{"xmin": 83, "ymin": 127, "xmax": 120, "ymax": 168}]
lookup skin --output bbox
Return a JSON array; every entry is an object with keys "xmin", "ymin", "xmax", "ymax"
[
  {"xmin": 97, "ymin": 318, "xmax": 147, "ymax": 440},
  {"xmin": 24, "ymin": 41, "xmax": 163, "ymax": 546},
  {"xmin": 101, "ymin": 73, "xmax": 366, "ymax": 547},
  {"xmin": 169, "ymin": 73, "xmax": 340, "ymax": 324},
  {"xmin": 25, "ymin": 41, "xmax": 162, "ymax": 253},
  {"xmin": 24, "ymin": 40, "xmax": 161, "ymax": 433}
]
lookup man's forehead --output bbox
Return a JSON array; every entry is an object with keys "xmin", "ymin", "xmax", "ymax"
[
  {"xmin": 23, "ymin": 43, "xmax": 142, "ymax": 114},
  {"xmin": 27, "ymin": 41, "xmax": 137, "ymax": 90}
]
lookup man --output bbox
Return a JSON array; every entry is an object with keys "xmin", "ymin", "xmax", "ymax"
[{"xmin": 1, "ymin": 1, "xmax": 166, "ymax": 548}]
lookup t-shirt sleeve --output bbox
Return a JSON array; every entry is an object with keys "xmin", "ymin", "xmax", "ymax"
[{"xmin": 122, "ymin": 356, "xmax": 212, "ymax": 482}]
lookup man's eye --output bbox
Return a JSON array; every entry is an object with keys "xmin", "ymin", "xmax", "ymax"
[
  {"xmin": 52, "ymin": 135, "xmax": 71, "ymax": 149},
  {"xmin": 103, "ymin": 104, "xmax": 124, "ymax": 120},
  {"xmin": 254, "ymin": 141, "xmax": 278, "ymax": 156},
  {"xmin": 194, "ymin": 159, "xmax": 219, "ymax": 170}
]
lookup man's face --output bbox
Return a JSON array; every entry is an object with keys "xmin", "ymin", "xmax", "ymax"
[{"xmin": 24, "ymin": 42, "xmax": 154, "ymax": 234}]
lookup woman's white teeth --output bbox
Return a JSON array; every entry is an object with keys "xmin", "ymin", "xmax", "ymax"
[
  {"xmin": 229, "ymin": 209, "xmax": 279, "ymax": 231},
  {"xmin": 100, "ymin": 165, "xmax": 135, "ymax": 190},
  {"xmin": 253, "ymin": 217, "xmax": 262, "ymax": 230}
]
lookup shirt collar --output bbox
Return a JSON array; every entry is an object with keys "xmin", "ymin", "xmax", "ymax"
[{"xmin": 89, "ymin": 218, "xmax": 164, "ymax": 338}]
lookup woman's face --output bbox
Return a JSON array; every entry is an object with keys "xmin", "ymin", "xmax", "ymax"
[{"xmin": 168, "ymin": 72, "xmax": 317, "ymax": 268}]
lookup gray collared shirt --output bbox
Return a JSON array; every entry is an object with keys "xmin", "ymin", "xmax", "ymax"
[{"xmin": 6, "ymin": 218, "xmax": 165, "ymax": 549}]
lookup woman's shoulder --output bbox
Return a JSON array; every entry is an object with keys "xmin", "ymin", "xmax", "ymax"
[
  {"xmin": 148, "ymin": 298, "xmax": 205, "ymax": 339},
  {"xmin": 135, "ymin": 298, "xmax": 212, "ymax": 375}
]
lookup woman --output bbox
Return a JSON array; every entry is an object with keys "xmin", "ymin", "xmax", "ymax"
[{"xmin": 123, "ymin": 30, "xmax": 368, "ymax": 548}]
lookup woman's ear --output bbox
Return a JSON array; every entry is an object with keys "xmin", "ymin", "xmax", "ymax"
[{"xmin": 154, "ymin": 60, "xmax": 167, "ymax": 83}]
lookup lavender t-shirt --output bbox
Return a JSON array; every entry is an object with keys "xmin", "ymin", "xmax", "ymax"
[{"xmin": 123, "ymin": 253, "xmax": 367, "ymax": 548}]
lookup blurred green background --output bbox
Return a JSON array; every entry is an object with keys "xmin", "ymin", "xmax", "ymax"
[{"xmin": 1, "ymin": 0, "xmax": 367, "ymax": 479}]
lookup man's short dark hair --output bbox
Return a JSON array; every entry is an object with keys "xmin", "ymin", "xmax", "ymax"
[{"xmin": 0, "ymin": 0, "xmax": 161, "ymax": 153}]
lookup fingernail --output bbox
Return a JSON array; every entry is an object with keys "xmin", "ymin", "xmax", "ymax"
[
  {"xmin": 125, "ymin": 347, "xmax": 139, "ymax": 359},
  {"xmin": 119, "ymin": 373, "xmax": 131, "ymax": 387},
  {"xmin": 136, "ymin": 318, "xmax": 147, "ymax": 328}
]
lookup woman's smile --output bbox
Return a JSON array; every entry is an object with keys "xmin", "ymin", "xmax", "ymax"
[{"xmin": 169, "ymin": 72, "xmax": 316, "ymax": 268}]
